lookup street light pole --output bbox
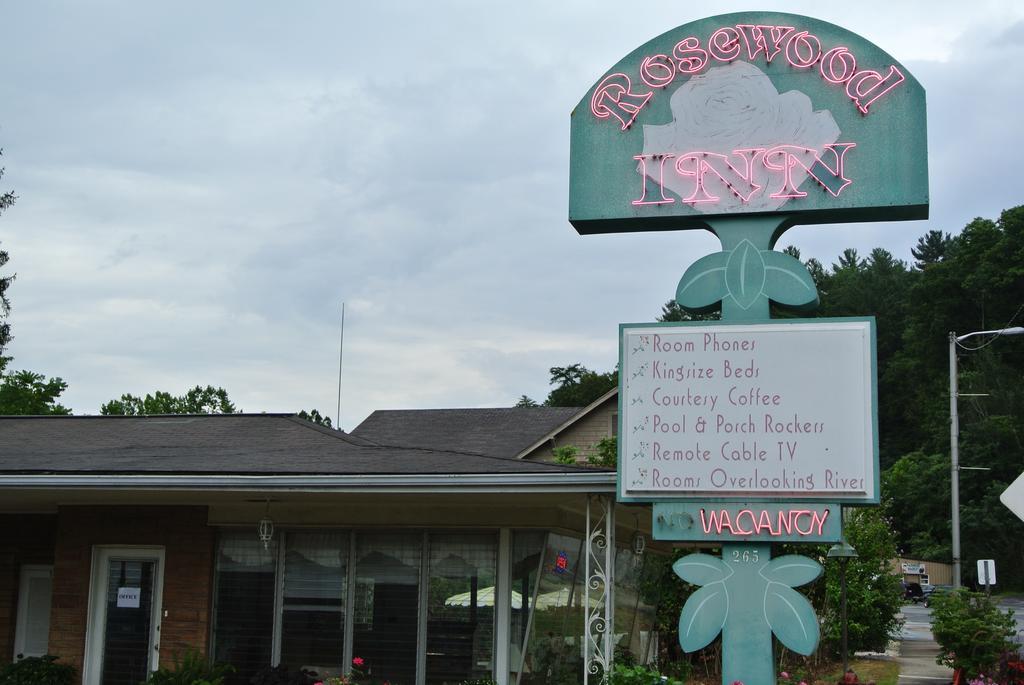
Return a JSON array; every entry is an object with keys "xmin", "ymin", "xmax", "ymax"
[
  {"xmin": 948, "ymin": 332, "xmax": 962, "ymax": 588},
  {"xmin": 948, "ymin": 326, "xmax": 1024, "ymax": 589}
]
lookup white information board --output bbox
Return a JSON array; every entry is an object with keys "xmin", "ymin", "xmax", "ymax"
[
  {"xmin": 116, "ymin": 587, "xmax": 141, "ymax": 608},
  {"xmin": 977, "ymin": 559, "xmax": 996, "ymax": 585},
  {"xmin": 619, "ymin": 320, "xmax": 877, "ymax": 502}
]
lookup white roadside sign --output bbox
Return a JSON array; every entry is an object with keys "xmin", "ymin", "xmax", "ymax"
[
  {"xmin": 1000, "ymin": 471, "xmax": 1024, "ymax": 524},
  {"xmin": 977, "ymin": 559, "xmax": 996, "ymax": 586},
  {"xmin": 618, "ymin": 319, "xmax": 877, "ymax": 502}
]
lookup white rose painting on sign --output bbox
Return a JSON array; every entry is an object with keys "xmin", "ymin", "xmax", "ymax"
[{"xmin": 639, "ymin": 61, "xmax": 848, "ymax": 213}]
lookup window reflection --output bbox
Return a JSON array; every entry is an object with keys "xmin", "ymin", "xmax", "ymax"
[{"xmin": 426, "ymin": 533, "xmax": 497, "ymax": 685}]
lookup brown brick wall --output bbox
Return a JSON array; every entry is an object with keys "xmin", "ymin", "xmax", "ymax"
[
  {"xmin": 0, "ymin": 515, "xmax": 57, "ymax": 663},
  {"xmin": 49, "ymin": 506, "xmax": 214, "ymax": 678}
]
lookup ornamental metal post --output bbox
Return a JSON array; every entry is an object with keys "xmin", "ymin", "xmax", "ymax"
[{"xmin": 584, "ymin": 495, "xmax": 615, "ymax": 684}]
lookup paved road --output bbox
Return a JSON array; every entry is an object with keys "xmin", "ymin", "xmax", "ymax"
[
  {"xmin": 895, "ymin": 596, "xmax": 1023, "ymax": 685},
  {"xmin": 898, "ymin": 604, "xmax": 953, "ymax": 685},
  {"xmin": 996, "ymin": 596, "xmax": 1024, "ymax": 655}
]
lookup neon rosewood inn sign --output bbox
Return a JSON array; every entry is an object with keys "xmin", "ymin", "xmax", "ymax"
[
  {"xmin": 570, "ymin": 13, "xmax": 927, "ymax": 233},
  {"xmin": 570, "ymin": 13, "xmax": 926, "ymax": 685}
]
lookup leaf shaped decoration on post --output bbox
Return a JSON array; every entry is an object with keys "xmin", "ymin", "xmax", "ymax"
[
  {"xmin": 761, "ymin": 250, "xmax": 819, "ymax": 309},
  {"xmin": 724, "ymin": 239, "xmax": 766, "ymax": 310},
  {"xmin": 673, "ymin": 554, "xmax": 731, "ymax": 585},
  {"xmin": 678, "ymin": 583, "xmax": 729, "ymax": 651},
  {"xmin": 676, "ymin": 252, "xmax": 728, "ymax": 311},
  {"xmin": 761, "ymin": 555, "xmax": 823, "ymax": 587},
  {"xmin": 763, "ymin": 583, "xmax": 820, "ymax": 655}
]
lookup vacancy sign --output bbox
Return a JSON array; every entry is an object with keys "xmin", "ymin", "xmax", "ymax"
[
  {"xmin": 618, "ymin": 318, "xmax": 877, "ymax": 503},
  {"xmin": 1000, "ymin": 471, "xmax": 1024, "ymax": 524}
]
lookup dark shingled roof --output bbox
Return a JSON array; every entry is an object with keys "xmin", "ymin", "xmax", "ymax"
[
  {"xmin": 351, "ymin": 407, "xmax": 583, "ymax": 458},
  {"xmin": 0, "ymin": 414, "xmax": 597, "ymax": 475}
]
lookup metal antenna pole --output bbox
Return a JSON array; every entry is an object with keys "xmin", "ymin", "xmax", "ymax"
[{"xmin": 336, "ymin": 302, "xmax": 345, "ymax": 430}]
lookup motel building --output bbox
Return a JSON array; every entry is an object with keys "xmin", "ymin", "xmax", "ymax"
[{"xmin": 0, "ymin": 392, "xmax": 667, "ymax": 685}]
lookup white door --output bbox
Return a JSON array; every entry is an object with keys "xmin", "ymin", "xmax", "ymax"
[
  {"xmin": 84, "ymin": 547, "xmax": 165, "ymax": 685},
  {"xmin": 14, "ymin": 565, "xmax": 53, "ymax": 660}
]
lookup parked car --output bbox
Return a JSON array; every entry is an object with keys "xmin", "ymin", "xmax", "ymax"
[
  {"xmin": 904, "ymin": 582, "xmax": 925, "ymax": 602},
  {"xmin": 923, "ymin": 584, "xmax": 953, "ymax": 607}
]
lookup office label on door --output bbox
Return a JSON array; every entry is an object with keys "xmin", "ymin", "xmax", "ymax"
[
  {"xmin": 116, "ymin": 587, "xmax": 141, "ymax": 608},
  {"xmin": 618, "ymin": 319, "xmax": 877, "ymax": 503}
]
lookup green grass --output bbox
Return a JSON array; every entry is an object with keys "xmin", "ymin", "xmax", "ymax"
[{"xmin": 817, "ymin": 658, "xmax": 899, "ymax": 685}]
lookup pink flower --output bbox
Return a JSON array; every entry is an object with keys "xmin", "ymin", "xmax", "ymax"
[
  {"xmin": 781, "ymin": 673, "xmax": 790, "ymax": 680},
  {"xmin": 352, "ymin": 657, "xmax": 365, "ymax": 667}
]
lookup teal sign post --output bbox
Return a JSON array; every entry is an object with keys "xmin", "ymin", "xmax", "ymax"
[{"xmin": 570, "ymin": 11, "xmax": 926, "ymax": 685}]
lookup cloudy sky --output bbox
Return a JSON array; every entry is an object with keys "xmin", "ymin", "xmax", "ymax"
[{"xmin": 1, "ymin": 1, "xmax": 1022, "ymax": 429}]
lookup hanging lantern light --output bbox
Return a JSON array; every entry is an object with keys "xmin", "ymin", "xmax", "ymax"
[
  {"xmin": 632, "ymin": 531, "xmax": 646, "ymax": 558},
  {"xmin": 257, "ymin": 500, "xmax": 274, "ymax": 550}
]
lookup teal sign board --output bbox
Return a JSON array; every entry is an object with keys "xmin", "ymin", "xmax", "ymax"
[
  {"xmin": 569, "ymin": 12, "xmax": 927, "ymax": 234},
  {"xmin": 654, "ymin": 502, "xmax": 841, "ymax": 543},
  {"xmin": 573, "ymin": 14, "xmax": 916, "ymax": 685}
]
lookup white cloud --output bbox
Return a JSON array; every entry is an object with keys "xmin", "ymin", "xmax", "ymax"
[{"xmin": 1, "ymin": 1, "xmax": 1022, "ymax": 428}]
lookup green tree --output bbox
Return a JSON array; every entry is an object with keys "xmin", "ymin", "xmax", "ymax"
[
  {"xmin": 297, "ymin": 408, "xmax": 332, "ymax": 427},
  {"xmin": 883, "ymin": 208, "xmax": 1024, "ymax": 585},
  {"xmin": 816, "ymin": 508, "xmax": 905, "ymax": 656},
  {"xmin": 930, "ymin": 589, "xmax": 1017, "ymax": 679},
  {"xmin": 911, "ymin": 229, "xmax": 953, "ymax": 269},
  {"xmin": 514, "ymin": 394, "xmax": 538, "ymax": 407},
  {"xmin": 0, "ymin": 246, "xmax": 10, "ymax": 371},
  {"xmin": 101, "ymin": 385, "xmax": 236, "ymax": 415},
  {"xmin": 544, "ymin": 363, "xmax": 616, "ymax": 407},
  {"xmin": 657, "ymin": 299, "xmax": 720, "ymax": 322},
  {"xmin": 882, "ymin": 451, "xmax": 951, "ymax": 560},
  {"xmin": 0, "ymin": 370, "xmax": 70, "ymax": 415},
  {"xmin": 1, "ymin": 149, "xmax": 16, "ymax": 366}
]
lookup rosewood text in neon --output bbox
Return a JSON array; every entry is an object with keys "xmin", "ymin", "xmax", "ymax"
[{"xmin": 590, "ymin": 23, "xmax": 905, "ymax": 130}]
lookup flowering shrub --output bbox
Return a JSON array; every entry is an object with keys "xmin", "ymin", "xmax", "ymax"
[
  {"xmin": 316, "ymin": 658, "xmax": 386, "ymax": 685},
  {"xmin": 777, "ymin": 669, "xmax": 808, "ymax": 685},
  {"xmin": 930, "ymin": 589, "xmax": 1017, "ymax": 680}
]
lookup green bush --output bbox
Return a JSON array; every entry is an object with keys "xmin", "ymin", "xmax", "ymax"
[
  {"xmin": 248, "ymin": 664, "xmax": 318, "ymax": 685},
  {"xmin": 0, "ymin": 656, "xmax": 75, "ymax": 685},
  {"xmin": 929, "ymin": 588, "xmax": 1017, "ymax": 679},
  {"xmin": 588, "ymin": 436, "xmax": 617, "ymax": 468},
  {"xmin": 144, "ymin": 649, "xmax": 234, "ymax": 685},
  {"xmin": 552, "ymin": 445, "xmax": 578, "ymax": 464},
  {"xmin": 812, "ymin": 508, "xmax": 905, "ymax": 656},
  {"xmin": 609, "ymin": 662, "xmax": 685, "ymax": 685}
]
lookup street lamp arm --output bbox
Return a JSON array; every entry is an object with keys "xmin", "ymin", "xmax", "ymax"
[{"xmin": 955, "ymin": 326, "xmax": 1024, "ymax": 343}]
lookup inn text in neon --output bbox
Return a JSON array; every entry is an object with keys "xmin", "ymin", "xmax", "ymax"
[{"xmin": 633, "ymin": 143, "xmax": 856, "ymax": 207}]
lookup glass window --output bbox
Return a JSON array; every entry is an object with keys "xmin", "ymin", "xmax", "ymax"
[
  {"xmin": 213, "ymin": 533, "xmax": 277, "ymax": 685},
  {"xmin": 517, "ymin": 533, "xmax": 584, "ymax": 685},
  {"xmin": 508, "ymin": 531, "xmax": 545, "ymax": 683},
  {"xmin": 351, "ymin": 532, "xmax": 421, "ymax": 684},
  {"xmin": 425, "ymin": 533, "xmax": 497, "ymax": 685},
  {"xmin": 280, "ymin": 532, "xmax": 349, "ymax": 675},
  {"xmin": 612, "ymin": 547, "xmax": 658, "ymax": 665}
]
